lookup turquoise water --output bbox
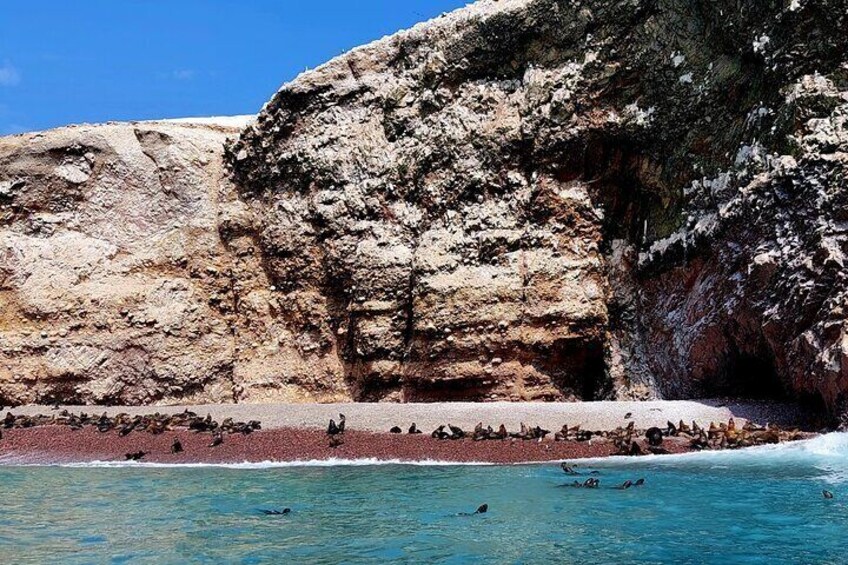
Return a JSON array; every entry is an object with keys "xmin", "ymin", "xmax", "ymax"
[{"xmin": 2, "ymin": 434, "xmax": 848, "ymax": 564}]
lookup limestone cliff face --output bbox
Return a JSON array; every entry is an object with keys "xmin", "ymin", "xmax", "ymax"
[
  {"xmin": 0, "ymin": 119, "xmax": 348, "ymax": 404},
  {"xmin": 2, "ymin": 0, "xmax": 848, "ymax": 412}
]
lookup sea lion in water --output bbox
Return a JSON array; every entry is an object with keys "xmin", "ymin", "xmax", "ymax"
[
  {"xmin": 171, "ymin": 438, "xmax": 183, "ymax": 454},
  {"xmin": 646, "ymin": 427, "xmax": 664, "ymax": 447},
  {"xmin": 634, "ymin": 478, "xmax": 645, "ymax": 486},
  {"xmin": 616, "ymin": 480, "xmax": 633, "ymax": 490},
  {"xmin": 560, "ymin": 462, "xmax": 577, "ymax": 475},
  {"xmin": 261, "ymin": 508, "xmax": 291, "ymax": 515},
  {"xmin": 459, "ymin": 504, "xmax": 488, "ymax": 516},
  {"xmin": 823, "ymin": 490, "xmax": 834, "ymax": 499},
  {"xmin": 389, "ymin": 426, "xmax": 402, "ymax": 434}
]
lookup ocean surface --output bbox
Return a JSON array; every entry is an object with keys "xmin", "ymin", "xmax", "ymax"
[{"xmin": 1, "ymin": 434, "xmax": 847, "ymax": 564}]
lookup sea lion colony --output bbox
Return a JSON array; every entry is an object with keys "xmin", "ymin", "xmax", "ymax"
[
  {"xmin": 0, "ymin": 410, "xmax": 810, "ymax": 457},
  {"xmin": 421, "ymin": 418, "xmax": 810, "ymax": 454},
  {"xmin": 1, "ymin": 410, "xmax": 261, "ymax": 437}
]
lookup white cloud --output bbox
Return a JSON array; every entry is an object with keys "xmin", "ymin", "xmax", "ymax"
[
  {"xmin": 172, "ymin": 69, "xmax": 195, "ymax": 81},
  {"xmin": 0, "ymin": 61, "xmax": 21, "ymax": 87}
]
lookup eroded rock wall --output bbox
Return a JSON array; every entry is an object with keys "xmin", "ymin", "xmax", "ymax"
[
  {"xmin": 2, "ymin": 0, "xmax": 847, "ymax": 411},
  {"xmin": 229, "ymin": 0, "xmax": 848, "ymax": 407},
  {"xmin": 0, "ymin": 120, "xmax": 349, "ymax": 404}
]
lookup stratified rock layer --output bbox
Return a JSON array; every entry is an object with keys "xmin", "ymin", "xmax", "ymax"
[
  {"xmin": 230, "ymin": 0, "xmax": 848, "ymax": 409},
  {"xmin": 0, "ymin": 119, "xmax": 348, "ymax": 404},
  {"xmin": 2, "ymin": 0, "xmax": 847, "ymax": 413}
]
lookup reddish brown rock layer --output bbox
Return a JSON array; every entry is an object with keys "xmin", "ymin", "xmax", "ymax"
[{"xmin": 0, "ymin": 426, "xmax": 692, "ymax": 465}]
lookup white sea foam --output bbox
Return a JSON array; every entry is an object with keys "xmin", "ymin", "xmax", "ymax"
[
  {"xmin": 579, "ymin": 432, "xmax": 848, "ymax": 467},
  {"xmin": 39, "ymin": 458, "xmax": 496, "ymax": 469}
]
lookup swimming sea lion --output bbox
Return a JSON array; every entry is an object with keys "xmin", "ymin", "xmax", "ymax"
[
  {"xmin": 171, "ymin": 438, "xmax": 183, "ymax": 453},
  {"xmin": 823, "ymin": 490, "xmax": 834, "ymax": 499},
  {"xmin": 634, "ymin": 478, "xmax": 645, "ymax": 486},
  {"xmin": 261, "ymin": 508, "xmax": 291, "ymax": 515},
  {"xmin": 616, "ymin": 480, "xmax": 633, "ymax": 490},
  {"xmin": 458, "ymin": 504, "xmax": 488, "ymax": 516}
]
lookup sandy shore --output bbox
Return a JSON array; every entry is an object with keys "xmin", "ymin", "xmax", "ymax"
[
  {"xmin": 7, "ymin": 399, "xmax": 813, "ymax": 433},
  {"xmin": 0, "ymin": 400, "xmax": 814, "ymax": 465},
  {"xmin": 0, "ymin": 427, "xmax": 697, "ymax": 466}
]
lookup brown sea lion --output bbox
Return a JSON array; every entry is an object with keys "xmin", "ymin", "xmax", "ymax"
[
  {"xmin": 408, "ymin": 423, "xmax": 422, "ymax": 434},
  {"xmin": 389, "ymin": 426, "xmax": 402, "ymax": 434},
  {"xmin": 646, "ymin": 427, "xmax": 664, "ymax": 447},
  {"xmin": 171, "ymin": 438, "xmax": 183, "ymax": 453}
]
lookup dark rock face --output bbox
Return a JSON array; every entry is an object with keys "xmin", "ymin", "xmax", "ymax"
[
  {"xmin": 2, "ymin": 0, "xmax": 847, "ymax": 413},
  {"xmin": 228, "ymin": 0, "xmax": 848, "ymax": 410}
]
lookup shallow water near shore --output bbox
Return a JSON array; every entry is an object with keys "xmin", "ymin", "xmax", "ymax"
[{"xmin": 1, "ymin": 434, "xmax": 847, "ymax": 564}]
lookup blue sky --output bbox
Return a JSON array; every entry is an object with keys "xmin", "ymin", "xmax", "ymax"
[{"xmin": 0, "ymin": 0, "xmax": 469, "ymax": 135}]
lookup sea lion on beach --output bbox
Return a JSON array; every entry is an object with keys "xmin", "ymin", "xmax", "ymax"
[
  {"xmin": 389, "ymin": 426, "xmax": 402, "ymax": 434},
  {"xmin": 329, "ymin": 435, "xmax": 344, "ymax": 448},
  {"xmin": 261, "ymin": 508, "xmax": 291, "ymax": 515},
  {"xmin": 666, "ymin": 421, "xmax": 678, "ymax": 436},
  {"xmin": 408, "ymin": 423, "xmax": 422, "ymax": 434},
  {"xmin": 448, "ymin": 424, "xmax": 465, "ymax": 439},
  {"xmin": 125, "ymin": 450, "xmax": 147, "ymax": 461},
  {"xmin": 209, "ymin": 431, "xmax": 223, "ymax": 447},
  {"xmin": 432, "ymin": 425, "xmax": 446, "ymax": 439},
  {"xmin": 646, "ymin": 427, "xmax": 664, "ymax": 447},
  {"xmin": 624, "ymin": 412, "xmax": 632, "ymax": 420},
  {"xmin": 823, "ymin": 490, "xmax": 834, "ymax": 499},
  {"xmin": 327, "ymin": 419, "xmax": 340, "ymax": 436},
  {"xmin": 337, "ymin": 414, "xmax": 346, "ymax": 433},
  {"xmin": 171, "ymin": 438, "xmax": 183, "ymax": 453}
]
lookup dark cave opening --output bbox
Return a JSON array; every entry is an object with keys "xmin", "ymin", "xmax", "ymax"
[
  {"xmin": 704, "ymin": 350, "xmax": 788, "ymax": 401},
  {"xmin": 535, "ymin": 338, "xmax": 611, "ymax": 401}
]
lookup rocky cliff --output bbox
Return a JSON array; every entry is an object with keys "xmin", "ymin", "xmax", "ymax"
[{"xmin": 2, "ymin": 0, "xmax": 847, "ymax": 414}]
